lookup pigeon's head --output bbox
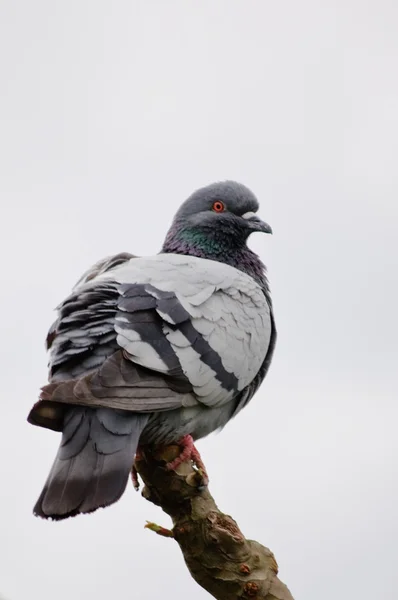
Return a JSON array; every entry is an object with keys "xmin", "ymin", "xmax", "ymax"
[{"xmin": 162, "ymin": 181, "xmax": 272, "ymax": 260}]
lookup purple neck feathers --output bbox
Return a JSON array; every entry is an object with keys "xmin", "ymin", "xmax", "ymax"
[{"xmin": 161, "ymin": 224, "xmax": 269, "ymax": 292}]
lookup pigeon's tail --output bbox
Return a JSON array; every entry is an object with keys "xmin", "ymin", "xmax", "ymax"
[{"xmin": 33, "ymin": 407, "xmax": 148, "ymax": 520}]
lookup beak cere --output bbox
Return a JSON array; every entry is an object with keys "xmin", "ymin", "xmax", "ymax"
[{"xmin": 241, "ymin": 212, "xmax": 273, "ymax": 234}]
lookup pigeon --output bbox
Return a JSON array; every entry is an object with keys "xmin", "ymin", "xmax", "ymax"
[{"xmin": 28, "ymin": 181, "xmax": 277, "ymax": 520}]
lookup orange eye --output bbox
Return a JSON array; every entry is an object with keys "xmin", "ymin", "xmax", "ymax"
[{"xmin": 212, "ymin": 201, "xmax": 225, "ymax": 213}]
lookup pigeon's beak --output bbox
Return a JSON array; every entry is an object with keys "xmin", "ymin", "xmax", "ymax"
[{"xmin": 241, "ymin": 212, "xmax": 273, "ymax": 234}]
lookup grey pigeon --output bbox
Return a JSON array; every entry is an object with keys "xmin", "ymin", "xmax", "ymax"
[{"xmin": 28, "ymin": 181, "xmax": 276, "ymax": 520}]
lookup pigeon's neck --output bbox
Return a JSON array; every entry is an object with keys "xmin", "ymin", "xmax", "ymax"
[{"xmin": 161, "ymin": 226, "xmax": 268, "ymax": 289}]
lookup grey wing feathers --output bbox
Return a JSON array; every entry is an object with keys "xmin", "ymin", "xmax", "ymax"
[
  {"xmin": 47, "ymin": 282, "xmax": 120, "ymax": 380},
  {"xmin": 107, "ymin": 254, "xmax": 272, "ymax": 408},
  {"xmin": 73, "ymin": 252, "xmax": 136, "ymax": 289},
  {"xmin": 230, "ymin": 309, "xmax": 277, "ymax": 418},
  {"xmin": 43, "ymin": 253, "xmax": 271, "ymax": 418},
  {"xmin": 46, "ymin": 251, "xmax": 135, "ymax": 355}
]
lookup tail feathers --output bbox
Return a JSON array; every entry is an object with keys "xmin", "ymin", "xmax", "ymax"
[{"xmin": 34, "ymin": 407, "xmax": 148, "ymax": 520}]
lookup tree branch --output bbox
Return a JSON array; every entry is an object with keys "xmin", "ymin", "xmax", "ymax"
[{"xmin": 135, "ymin": 445, "xmax": 295, "ymax": 600}]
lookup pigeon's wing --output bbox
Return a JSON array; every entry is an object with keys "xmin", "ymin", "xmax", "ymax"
[
  {"xmin": 29, "ymin": 253, "xmax": 272, "ymax": 430},
  {"xmin": 72, "ymin": 252, "xmax": 137, "ymax": 290},
  {"xmin": 230, "ymin": 308, "xmax": 277, "ymax": 418},
  {"xmin": 46, "ymin": 252, "xmax": 136, "ymax": 352},
  {"xmin": 105, "ymin": 253, "xmax": 272, "ymax": 408}
]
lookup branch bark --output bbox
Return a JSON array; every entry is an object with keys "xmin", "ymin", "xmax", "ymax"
[{"xmin": 135, "ymin": 445, "xmax": 295, "ymax": 600}]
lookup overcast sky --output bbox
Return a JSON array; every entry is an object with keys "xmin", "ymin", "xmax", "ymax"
[{"xmin": 0, "ymin": 1, "xmax": 397, "ymax": 599}]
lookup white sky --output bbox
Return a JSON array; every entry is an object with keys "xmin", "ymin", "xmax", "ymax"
[{"xmin": 0, "ymin": 1, "xmax": 397, "ymax": 599}]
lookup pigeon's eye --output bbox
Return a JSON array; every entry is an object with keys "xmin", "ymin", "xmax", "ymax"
[{"xmin": 212, "ymin": 201, "xmax": 225, "ymax": 213}]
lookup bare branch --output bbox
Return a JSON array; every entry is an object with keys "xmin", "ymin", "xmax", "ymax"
[{"xmin": 135, "ymin": 445, "xmax": 295, "ymax": 600}]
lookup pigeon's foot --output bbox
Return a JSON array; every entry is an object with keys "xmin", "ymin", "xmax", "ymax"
[
  {"xmin": 165, "ymin": 435, "xmax": 209, "ymax": 485},
  {"xmin": 131, "ymin": 447, "xmax": 144, "ymax": 491},
  {"xmin": 131, "ymin": 465, "xmax": 140, "ymax": 491}
]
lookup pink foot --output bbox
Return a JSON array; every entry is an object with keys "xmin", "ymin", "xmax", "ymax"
[
  {"xmin": 131, "ymin": 447, "xmax": 144, "ymax": 491},
  {"xmin": 166, "ymin": 435, "xmax": 209, "ymax": 485},
  {"xmin": 131, "ymin": 465, "xmax": 140, "ymax": 491}
]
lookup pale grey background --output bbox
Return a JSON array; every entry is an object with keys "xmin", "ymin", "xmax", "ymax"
[{"xmin": 0, "ymin": 1, "xmax": 397, "ymax": 599}]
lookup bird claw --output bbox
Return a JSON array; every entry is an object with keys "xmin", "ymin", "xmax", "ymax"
[
  {"xmin": 165, "ymin": 435, "xmax": 209, "ymax": 485},
  {"xmin": 131, "ymin": 465, "xmax": 140, "ymax": 491},
  {"xmin": 131, "ymin": 447, "xmax": 145, "ymax": 491}
]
